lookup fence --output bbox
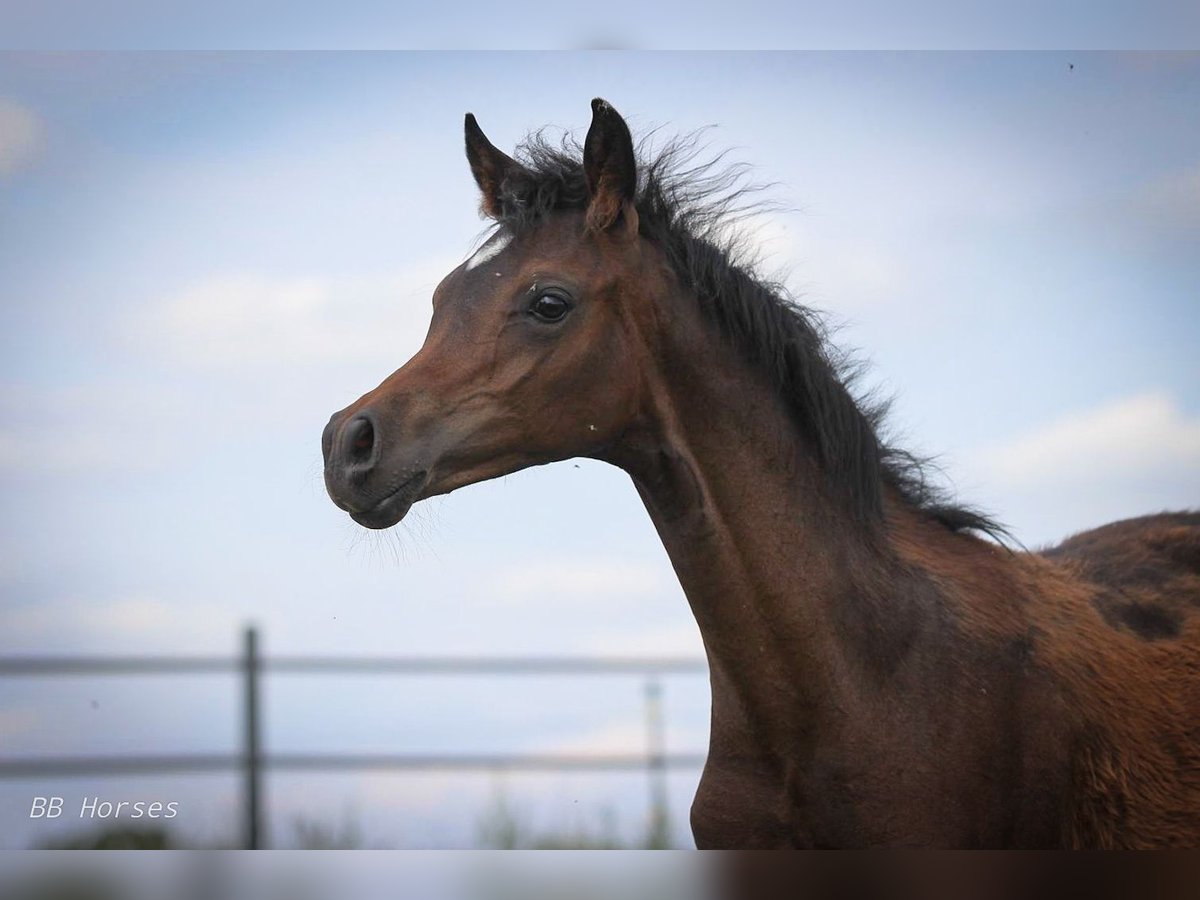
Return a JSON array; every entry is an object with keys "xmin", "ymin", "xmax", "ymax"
[{"xmin": 0, "ymin": 626, "xmax": 709, "ymax": 848}]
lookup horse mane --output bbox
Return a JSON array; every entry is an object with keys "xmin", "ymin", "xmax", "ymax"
[{"xmin": 492, "ymin": 128, "xmax": 1009, "ymax": 543}]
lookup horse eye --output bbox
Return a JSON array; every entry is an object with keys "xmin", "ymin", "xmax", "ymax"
[{"xmin": 528, "ymin": 290, "xmax": 571, "ymax": 323}]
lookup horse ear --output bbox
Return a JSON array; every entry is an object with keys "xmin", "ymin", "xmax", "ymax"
[
  {"xmin": 583, "ymin": 98, "xmax": 638, "ymax": 234},
  {"xmin": 465, "ymin": 113, "xmax": 519, "ymax": 219}
]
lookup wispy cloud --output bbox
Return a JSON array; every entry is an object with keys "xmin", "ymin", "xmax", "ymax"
[
  {"xmin": 584, "ymin": 621, "xmax": 703, "ymax": 657},
  {"xmin": 0, "ymin": 262, "xmax": 460, "ymax": 477},
  {"xmin": 135, "ymin": 262, "xmax": 454, "ymax": 372},
  {"xmin": 0, "ymin": 707, "xmax": 41, "ymax": 742},
  {"xmin": 544, "ymin": 719, "xmax": 707, "ymax": 756},
  {"xmin": 971, "ymin": 390, "xmax": 1200, "ymax": 489},
  {"xmin": 0, "ymin": 98, "xmax": 42, "ymax": 176},
  {"xmin": 0, "ymin": 429, "xmax": 128, "ymax": 473},
  {"xmin": 1131, "ymin": 160, "xmax": 1200, "ymax": 233},
  {"xmin": 739, "ymin": 213, "xmax": 910, "ymax": 313},
  {"xmin": 1, "ymin": 593, "xmax": 239, "ymax": 651},
  {"xmin": 954, "ymin": 390, "xmax": 1200, "ymax": 545},
  {"xmin": 0, "ymin": 381, "xmax": 180, "ymax": 474},
  {"xmin": 490, "ymin": 560, "xmax": 671, "ymax": 604}
]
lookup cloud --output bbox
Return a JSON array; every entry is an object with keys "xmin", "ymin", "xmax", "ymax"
[
  {"xmin": 1131, "ymin": 161, "xmax": 1200, "ymax": 233},
  {"xmin": 0, "ymin": 98, "xmax": 42, "ymax": 176},
  {"xmin": 584, "ymin": 621, "xmax": 704, "ymax": 657},
  {"xmin": 734, "ymin": 212, "xmax": 909, "ymax": 313},
  {"xmin": 0, "ymin": 262, "xmax": 461, "ymax": 477},
  {"xmin": 0, "ymin": 430, "xmax": 130, "ymax": 473},
  {"xmin": 1113, "ymin": 52, "xmax": 1200, "ymax": 74},
  {"xmin": 0, "ymin": 708, "xmax": 41, "ymax": 742},
  {"xmin": 491, "ymin": 560, "xmax": 670, "ymax": 604},
  {"xmin": 971, "ymin": 391, "xmax": 1200, "ymax": 490},
  {"xmin": 544, "ymin": 719, "xmax": 707, "ymax": 756},
  {"xmin": 0, "ymin": 381, "xmax": 180, "ymax": 474},
  {"xmin": 136, "ymin": 262, "xmax": 455, "ymax": 372},
  {"xmin": 1, "ymin": 593, "xmax": 238, "ymax": 651}
]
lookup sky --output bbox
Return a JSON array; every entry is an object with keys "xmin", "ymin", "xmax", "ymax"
[
  {"xmin": 0, "ymin": 52, "xmax": 1198, "ymax": 849},
  {"xmin": 2, "ymin": 3, "xmax": 1199, "ymax": 50}
]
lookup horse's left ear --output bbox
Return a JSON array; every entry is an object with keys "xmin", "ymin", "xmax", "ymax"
[
  {"xmin": 465, "ymin": 112, "xmax": 521, "ymax": 219},
  {"xmin": 583, "ymin": 98, "xmax": 638, "ymax": 235}
]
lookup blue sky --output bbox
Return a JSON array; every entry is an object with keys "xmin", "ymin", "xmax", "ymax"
[
  {"xmin": 2, "ymin": 4, "xmax": 1198, "ymax": 50},
  {"xmin": 1, "ymin": 52, "xmax": 1198, "ymax": 848}
]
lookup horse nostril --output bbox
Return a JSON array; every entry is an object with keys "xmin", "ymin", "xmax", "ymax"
[
  {"xmin": 321, "ymin": 417, "xmax": 337, "ymax": 463},
  {"xmin": 344, "ymin": 416, "xmax": 376, "ymax": 467}
]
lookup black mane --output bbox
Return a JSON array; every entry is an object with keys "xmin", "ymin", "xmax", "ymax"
[{"xmin": 492, "ymin": 130, "xmax": 1008, "ymax": 543}]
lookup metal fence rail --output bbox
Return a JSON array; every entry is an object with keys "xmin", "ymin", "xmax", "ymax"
[
  {"xmin": 0, "ymin": 656, "xmax": 710, "ymax": 675},
  {"xmin": 0, "ymin": 752, "xmax": 710, "ymax": 777},
  {"xmin": 0, "ymin": 626, "xmax": 709, "ymax": 849}
]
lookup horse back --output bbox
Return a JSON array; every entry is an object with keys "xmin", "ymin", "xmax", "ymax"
[
  {"xmin": 1041, "ymin": 511, "xmax": 1200, "ymax": 641},
  {"xmin": 1035, "ymin": 512, "xmax": 1200, "ymax": 846}
]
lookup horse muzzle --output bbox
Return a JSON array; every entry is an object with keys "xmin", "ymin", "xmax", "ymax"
[{"xmin": 322, "ymin": 409, "xmax": 429, "ymax": 529}]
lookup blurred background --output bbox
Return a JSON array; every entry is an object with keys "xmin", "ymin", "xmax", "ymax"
[{"xmin": 0, "ymin": 52, "xmax": 1197, "ymax": 850}]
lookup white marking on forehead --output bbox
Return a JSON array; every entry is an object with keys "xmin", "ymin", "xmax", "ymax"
[{"xmin": 464, "ymin": 230, "xmax": 513, "ymax": 271}]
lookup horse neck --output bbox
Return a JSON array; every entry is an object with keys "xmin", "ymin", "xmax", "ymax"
[{"xmin": 610, "ymin": 296, "xmax": 938, "ymax": 748}]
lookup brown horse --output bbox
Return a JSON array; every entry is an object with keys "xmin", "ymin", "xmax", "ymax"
[{"xmin": 321, "ymin": 99, "xmax": 1200, "ymax": 848}]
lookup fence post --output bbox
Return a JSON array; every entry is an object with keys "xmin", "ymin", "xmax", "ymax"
[
  {"xmin": 242, "ymin": 625, "xmax": 264, "ymax": 849},
  {"xmin": 643, "ymin": 675, "xmax": 669, "ymax": 849}
]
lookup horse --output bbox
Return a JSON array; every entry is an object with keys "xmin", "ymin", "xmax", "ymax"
[{"xmin": 321, "ymin": 99, "xmax": 1200, "ymax": 848}]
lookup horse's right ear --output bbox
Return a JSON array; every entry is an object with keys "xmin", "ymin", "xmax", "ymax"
[
  {"xmin": 583, "ymin": 98, "xmax": 637, "ymax": 234},
  {"xmin": 465, "ymin": 113, "xmax": 519, "ymax": 219}
]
